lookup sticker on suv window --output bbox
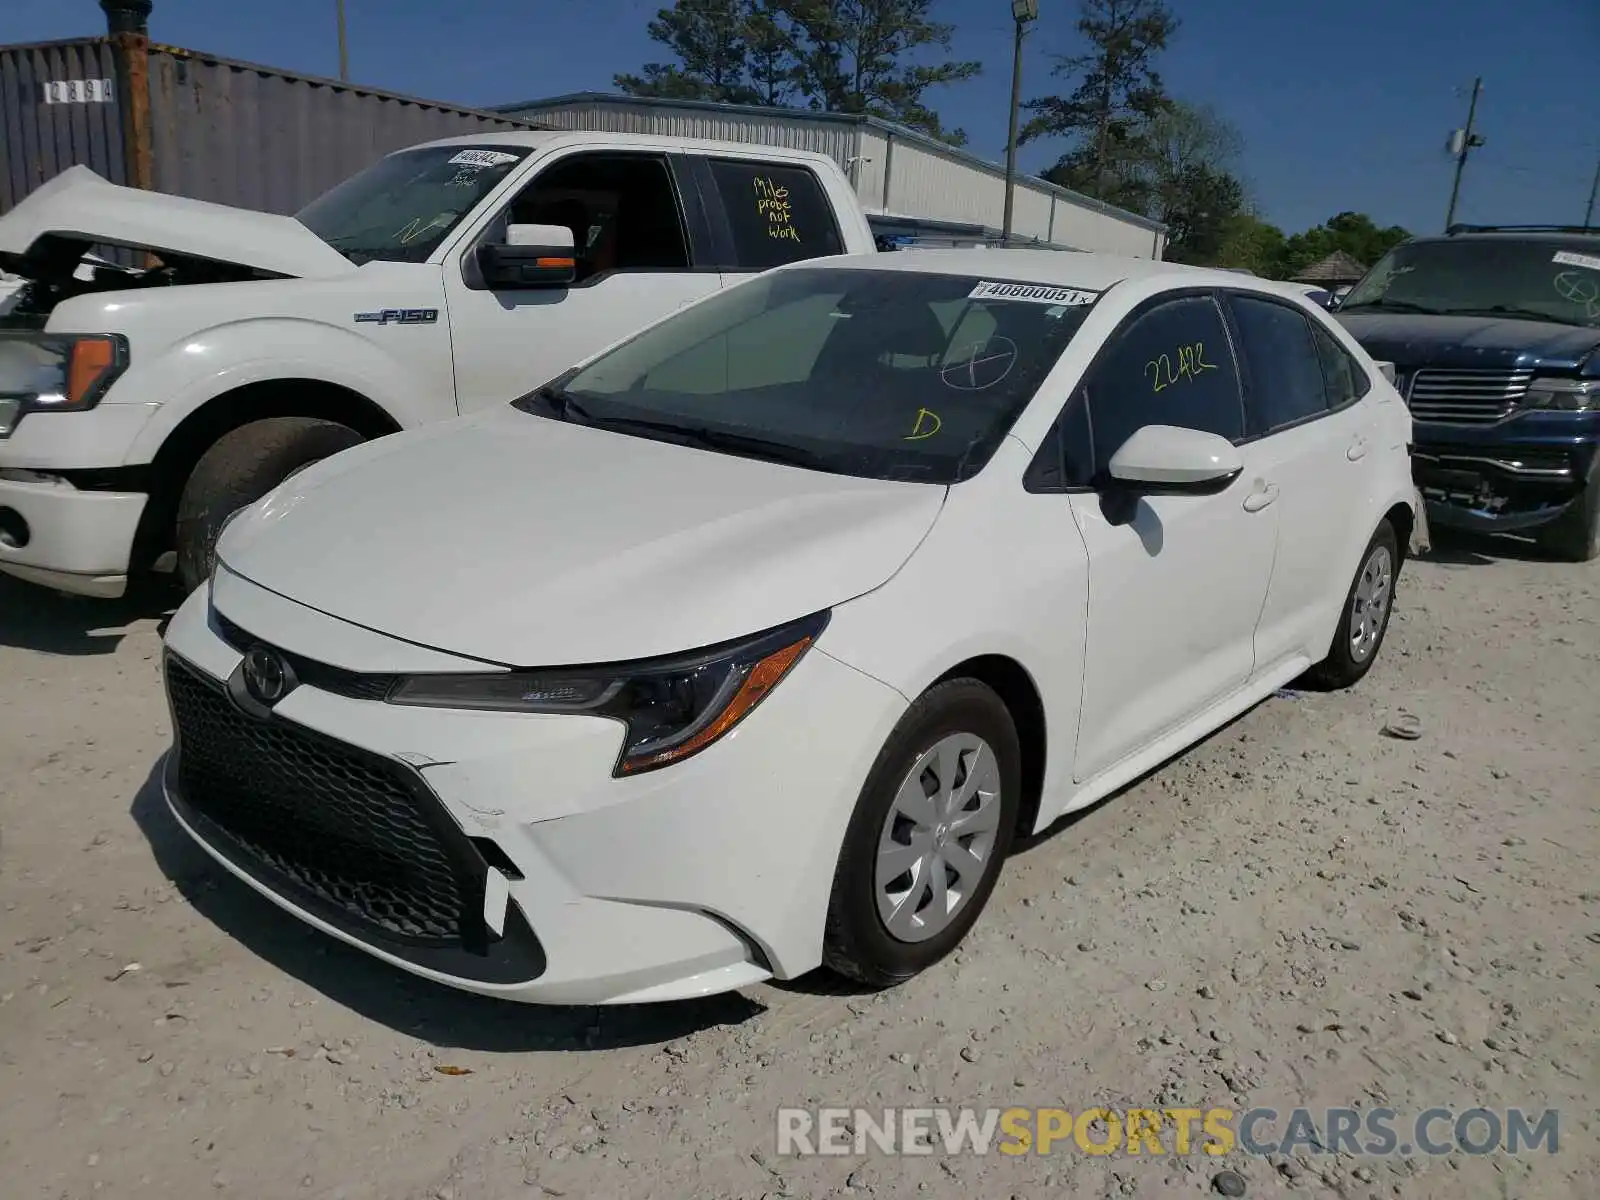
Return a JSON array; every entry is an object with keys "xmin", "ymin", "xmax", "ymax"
[
  {"xmin": 968, "ymin": 280, "xmax": 1099, "ymax": 306},
  {"xmin": 1552, "ymin": 250, "xmax": 1600, "ymax": 272},
  {"xmin": 448, "ymin": 149, "xmax": 520, "ymax": 168}
]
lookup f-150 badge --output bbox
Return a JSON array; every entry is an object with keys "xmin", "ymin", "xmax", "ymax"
[{"xmin": 354, "ymin": 308, "xmax": 439, "ymax": 326}]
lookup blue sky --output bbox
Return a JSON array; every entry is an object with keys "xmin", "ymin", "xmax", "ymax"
[{"xmin": 7, "ymin": 0, "xmax": 1597, "ymax": 234}]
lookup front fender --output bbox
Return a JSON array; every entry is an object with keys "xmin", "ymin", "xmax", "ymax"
[{"xmin": 119, "ymin": 317, "xmax": 454, "ymax": 466}]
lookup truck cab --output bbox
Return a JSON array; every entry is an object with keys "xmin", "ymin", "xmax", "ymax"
[
  {"xmin": 1334, "ymin": 225, "xmax": 1600, "ymax": 561},
  {"xmin": 0, "ymin": 130, "xmax": 876, "ymax": 597}
]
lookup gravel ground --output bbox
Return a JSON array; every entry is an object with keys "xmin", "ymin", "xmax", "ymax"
[{"xmin": 0, "ymin": 535, "xmax": 1595, "ymax": 1200}]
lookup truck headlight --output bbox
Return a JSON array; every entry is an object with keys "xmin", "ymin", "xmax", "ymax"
[
  {"xmin": 0, "ymin": 333, "xmax": 129, "ymax": 435},
  {"xmin": 386, "ymin": 611, "xmax": 829, "ymax": 776},
  {"xmin": 1523, "ymin": 377, "xmax": 1597, "ymax": 411}
]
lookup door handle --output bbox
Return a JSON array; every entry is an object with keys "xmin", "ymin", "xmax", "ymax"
[
  {"xmin": 1347, "ymin": 435, "xmax": 1370, "ymax": 461},
  {"xmin": 1242, "ymin": 480, "xmax": 1279, "ymax": 513}
]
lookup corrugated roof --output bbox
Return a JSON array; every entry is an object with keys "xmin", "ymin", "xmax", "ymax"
[{"xmin": 494, "ymin": 91, "xmax": 1167, "ymax": 235}]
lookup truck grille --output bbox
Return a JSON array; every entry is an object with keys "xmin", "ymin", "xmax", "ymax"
[
  {"xmin": 1406, "ymin": 368, "xmax": 1532, "ymax": 425},
  {"xmin": 165, "ymin": 654, "xmax": 481, "ymax": 947}
]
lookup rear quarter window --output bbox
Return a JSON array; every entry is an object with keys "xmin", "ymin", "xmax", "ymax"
[{"xmin": 707, "ymin": 160, "xmax": 845, "ymax": 270}]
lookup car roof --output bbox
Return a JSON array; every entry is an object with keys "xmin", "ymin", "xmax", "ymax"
[
  {"xmin": 404, "ymin": 128, "xmax": 837, "ymax": 167},
  {"xmin": 786, "ymin": 248, "xmax": 1315, "ymax": 297}
]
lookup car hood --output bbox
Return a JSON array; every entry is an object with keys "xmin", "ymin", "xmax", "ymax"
[
  {"xmin": 217, "ymin": 407, "xmax": 948, "ymax": 666},
  {"xmin": 1336, "ymin": 312, "xmax": 1600, "ymax": 373},
  {"xmin": 0, "ymin": 165, "xmax": 352, "ymax": 280}
]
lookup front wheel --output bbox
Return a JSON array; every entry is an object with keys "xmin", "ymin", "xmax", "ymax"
[
  {"xmin": 1305, "ymin": 520, "xmax": 1400, "ymax": 689},
  {"xmin": 823, "ymin": 679, "xmax": 1021, "ymax": 988},
  {"xmin": 174, "ymin": 417, "xmax": 365, "ymax": 593}
]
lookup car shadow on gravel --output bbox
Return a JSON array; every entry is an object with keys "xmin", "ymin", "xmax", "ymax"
[
  {"xmin": 1418, "ymin": 527, "xmax": 1563, "ymax": 567},
  {"xmin": 0, "ymin": 574, "xmax": 176, "ymax": 654},
  {"xmin": 128, "ymin": 760, "xmax": 766, "ymax": 1051}
]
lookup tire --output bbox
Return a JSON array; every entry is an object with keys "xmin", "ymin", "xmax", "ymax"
[
  {"xmin": 823, "ymin": 678, "xmax": 1022, "ymax": 988},
  {"xmin": 174, "ymin": 417, "xmax": 365, "ymax": 593},
  {"xmin": 1305, "ymin": 520, "xmax": 1400, "ymax": 690},
  {"xmin": 1534, "ymin": 482, "xmax": 1600, "ymax": 563}
]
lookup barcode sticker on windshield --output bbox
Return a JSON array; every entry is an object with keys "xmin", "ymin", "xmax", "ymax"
[
  {"xmin": 1552, "ymin": 250, "xmax": 1600, "ymax": 272},
  {"xmin": 448, "ymin": 149, "xmax": 520, "ymax": 168},
  {"xmin": 969, "ymin": 280, "xmax": 1099, "ymax": 306}
]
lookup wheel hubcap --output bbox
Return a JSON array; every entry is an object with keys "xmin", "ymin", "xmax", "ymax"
[
  {"xmin": 1349, "ymin": 544, "xmax": 1393, "ymax": 663},
  {"xmin": 875, "ymin": 732, "xmax": 1003, "ymax": 943}
]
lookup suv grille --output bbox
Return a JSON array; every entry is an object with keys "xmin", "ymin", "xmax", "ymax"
[
  {"xmin": 1407, "ymin": 368, "xmax": 1533, "ymax": 425},
  {"xmin": 165, "ymin": 654, "xmax": 480, "ymax": 946}
]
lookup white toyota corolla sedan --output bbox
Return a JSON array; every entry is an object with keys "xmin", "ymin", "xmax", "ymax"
[{"xmin": 160, "ymin": 250, "xmax": 1416, "ymax": 1005}]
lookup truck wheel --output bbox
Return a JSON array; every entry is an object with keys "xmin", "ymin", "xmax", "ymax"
[
  {"xmin": 175, "ymin": 417, "xmax": 365, "ymax": 593},
  {"xmin": 1534, "ymin": 483, "xmax": 1600, "ymax": 563}
]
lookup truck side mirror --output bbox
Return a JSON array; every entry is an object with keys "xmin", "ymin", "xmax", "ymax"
[{"xmin": 476, "ymin": 224, "xmax": 576, "ymax": 289}]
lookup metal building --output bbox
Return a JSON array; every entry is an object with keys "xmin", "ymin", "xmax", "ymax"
[
  {"xmin": 1, "ymin": 14, "xmax": 539, "ymax": 216},
  {"xmin": 494, "ymin": 92, "xmax": 1167, "ymax": 259}
]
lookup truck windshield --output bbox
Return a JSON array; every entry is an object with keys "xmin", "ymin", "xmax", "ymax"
[
  {"xmin": 516, "ymin": 267, "xmax": 1099, "ymax": 484},
  {"xmin": 296, "ymin": 146, "xmax": 529, "ymax": 265},
  {"xmin": 1341, "ymin": 238, "xmax": 1600, "ymax": 327}
]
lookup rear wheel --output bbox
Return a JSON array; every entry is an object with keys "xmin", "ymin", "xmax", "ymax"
[
  {"xmin": 1305, "ymin": 520, "xmax": 1399, "ymax": 689},
  {"xmin": 823, "ymin": 679, "xmax": 1021, "ymax": 988},
  {"xmin": 1534, "ymin": 483, "xmax": 1600, "ymax": 563},
  {"xmin": 174, "ymin": 417, "xmax": 365, "ymax": 593}
]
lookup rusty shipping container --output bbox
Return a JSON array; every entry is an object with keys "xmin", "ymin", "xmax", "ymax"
[{"xmin": 1, "ymin": 35, "xmax": 540, "ymax": 217}]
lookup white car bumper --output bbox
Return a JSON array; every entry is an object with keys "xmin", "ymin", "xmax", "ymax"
[
  {"xmin": 159, "ymin": 571, "xmax": 908, "ymax": 1005},
  {"xmin": 0, "ymin": 404, "xmax": 159, "ymax": 597}
]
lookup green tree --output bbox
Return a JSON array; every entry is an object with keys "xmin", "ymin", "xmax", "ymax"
[
  {"xmin": 615, "ymin": 0, "xmax": 763, "ymax": 103},
  {"xmin": 1021, "ymin": 0, "xmax": 1180, "ymax": 202},
  {"xmin": 1278, "ymin": 212, "xmax": 1411, "ymax": 276},
  {"xmin": 618, "ymin": 1, "xmax": 980, "ymax": 144},
  {"xmin": 1212, "ymin": 210, "xmax": 1288, "ymax": 275},
  {"xmin": 1143, "ymin": 102, "xmax": 1246, "ymax": 263}
]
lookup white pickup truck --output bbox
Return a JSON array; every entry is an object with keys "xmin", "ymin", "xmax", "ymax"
[{"xmin": 0, "ymin": 131, "xmax": 876, "ymax": 597}]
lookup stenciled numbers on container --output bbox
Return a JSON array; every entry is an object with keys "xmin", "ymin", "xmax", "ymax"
[
  {"xmin": 753, "ymin": 175, "xmax": 801, "ymax": 243},
  {"xmin": 41, "ymin": 79, "xmax": 116, "ymax": 105}
]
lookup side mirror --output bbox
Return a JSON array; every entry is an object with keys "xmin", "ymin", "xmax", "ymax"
[
  {"xmin": 1106, "ymin": 425, "xmax": 1243, "ymax": 495},
  {"xmin": 476, "ymin": 223, "xmax": 576, "ymax": 289},
  {"xmin": 1326, "ymin": 294, "xmax": 1343, "ymax": 311}
]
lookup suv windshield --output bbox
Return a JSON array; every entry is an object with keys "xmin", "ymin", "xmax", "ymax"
[
  {"xmin": 1341, "ymin": 237, "xmax": 1600, "ymax": 327},
  {"xmin": 296, "ymin": 146, "xmax": 529, "ymax": 265},
  {"xmin": 517, "ymin": 267, "xmax": 1101, "ymax": 483}
]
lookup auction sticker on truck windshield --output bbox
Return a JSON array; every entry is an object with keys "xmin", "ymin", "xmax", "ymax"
[
  {"xmin": 449, "ymin": 149, "xmax": 521, "ymax": 168},
  {"xmin": 969, "ymin": 280, "xmax": 1100, "ymax": 307}
]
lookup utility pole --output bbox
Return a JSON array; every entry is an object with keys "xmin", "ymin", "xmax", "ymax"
[
  {"xmin": 1443, "ymin": 77, "xmax": 1484, "ymax": 230},
  {"xmin": 1002, "ymin": 0, "xmax": 1039, "ymax": 246},
  {"xmin": 336, "ymin": 0, "xmax": 350, "ymax": 81},
  {"xmin": 1584, "ymin": 158, "xmax": 1599, "ymax": 230}
]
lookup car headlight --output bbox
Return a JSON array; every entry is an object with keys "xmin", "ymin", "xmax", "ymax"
[
  {"xmin": 0, "ymin": 333, "xmax": 129, "ymax": 436},
  {"xmin": 1523, "ymin": 377, "xmax": 1597, "ymax": 411},
  {"xmin": 386, "ymin": 610, "xmax": 830, "ymax": 775}
]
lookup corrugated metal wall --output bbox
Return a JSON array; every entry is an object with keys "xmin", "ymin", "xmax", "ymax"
[
  {"xmin": 0, "ymin": 40, "xmax": 128, "ymax": 213},
  {"xmin": 144, "ymin": 46, "xmax": 538, "ymax": 214},
  {"xmin": 504, "ymin": 95, "xmax": 1166, "ymax": 259},
  {"xmin": 0, "ymin": 37, "xmax": 541, "ymax": 218}
]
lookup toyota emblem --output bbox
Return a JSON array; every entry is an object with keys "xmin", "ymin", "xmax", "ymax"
[{"xmin": 242, "ymin": 644, "xmax": 290, "ymax": 705}]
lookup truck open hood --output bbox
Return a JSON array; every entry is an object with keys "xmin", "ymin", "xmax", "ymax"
[
  {"xmin": 217, "ymin": 407, "xmax": 949, "ymax": 667},
  {"xmin": 0, "ymin": 166, "xmax": 353, "ymax": 280}
]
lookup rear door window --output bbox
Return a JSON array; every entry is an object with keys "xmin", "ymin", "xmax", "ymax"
[
  {"xmin": 1226, "ymin": 294, "xmax": 1330, "ymax": 433},
  {"xmin": 1309, "ymin": 321, "xmax": 1370, "ymax": 409},
  {"xmin": 706, "ymin": 160, "xmax": 844, "ymax": 270}
]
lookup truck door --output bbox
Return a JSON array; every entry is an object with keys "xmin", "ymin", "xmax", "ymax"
[
  {"xmin": 442, "ymin": 151, "xmax": 723, "ymax": 411},
  {"xmin": 687, "ymin": 156, "xmax": 848, "ymax": 287}
]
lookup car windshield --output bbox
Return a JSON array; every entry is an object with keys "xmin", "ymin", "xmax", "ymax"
[
  {"xmin": 296, "ymin": 146, "xmax": 529, "ymax": 265},
  {"xmin": 1340, "ymin": 238, "xmax": 1600, "ymax": 327},
  {"xmin": 518, "ymin": 267, "xmax": 1101, "ymax": 484}
]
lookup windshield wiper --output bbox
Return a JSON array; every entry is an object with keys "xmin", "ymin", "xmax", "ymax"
[
  {"xmin": 1337, "ymin": 299, "xmax": 1443, "ymax": 315},
  {"xmin": 1444, "ymin": 306, "xmax": 1592, "ymax": 327}
]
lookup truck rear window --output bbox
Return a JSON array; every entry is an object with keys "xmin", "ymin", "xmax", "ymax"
[{"xmin": 707, "ymin": 160, "xmax": 844, "ymax": 271}]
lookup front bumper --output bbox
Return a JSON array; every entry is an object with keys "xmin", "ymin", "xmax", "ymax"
[
  {"xmin": 159, "ymin": 573, "xmax": 908, "ymax": 1005},
  {"xmin": 1410, "ymin": 415, "xmax": 1598, "ymax": 534},
  {"xmin": 0, "ymin": 471, "xmax": 147, "ymax": 596}
]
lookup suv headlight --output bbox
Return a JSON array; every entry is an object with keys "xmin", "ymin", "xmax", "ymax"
[
  {"xmin": 0, "ymin": 332, "xmax": 129, "ymax": 436},
  {"xmin": 1523, "ymin": 377, "xmax": 1597, "ymax": 411},
  {"xmin": 387, "ymin": 610, "xmax": 829, "ymax": 776}
]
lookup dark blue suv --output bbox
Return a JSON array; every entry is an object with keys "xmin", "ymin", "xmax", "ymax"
[{"xmin": 1335, "ymin": 225, "xmax": 1600, "ymax": 561}]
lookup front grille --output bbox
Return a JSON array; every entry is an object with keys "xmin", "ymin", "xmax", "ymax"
[
  {"xmin": 165, "ymin": 654, "xmax": 480, "ymax": 946},
  {"xmin": 1406, "ymin": 368, "xmax": 1533, "ymax": 425},
  {"xmin": 213, "ymin": 612, "xmax": 398, "ymax": 701}
]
